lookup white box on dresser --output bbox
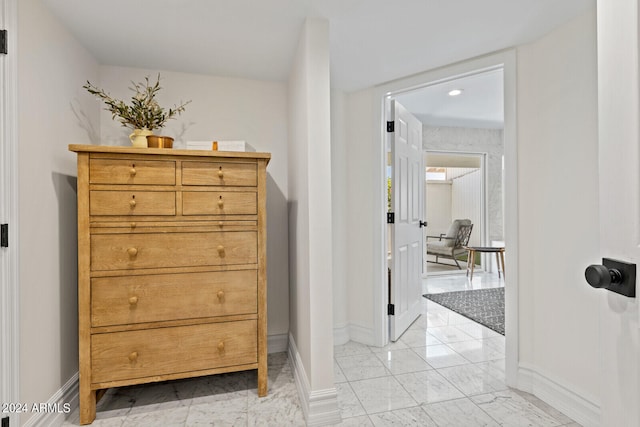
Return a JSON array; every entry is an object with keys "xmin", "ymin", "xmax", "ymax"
[{"xmin": 69, "ymin": 145, "xmax": 270, "ymax": 425}]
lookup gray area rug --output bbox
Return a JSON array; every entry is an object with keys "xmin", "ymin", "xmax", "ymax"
[{"xmin": 423, "ymin": 287, "xmax": 504, "ymax": 335}]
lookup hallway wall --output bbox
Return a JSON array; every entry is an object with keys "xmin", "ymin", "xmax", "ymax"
[{"xmin": 516, "ymin": 7, "xmax": 600, "ymax": 415}]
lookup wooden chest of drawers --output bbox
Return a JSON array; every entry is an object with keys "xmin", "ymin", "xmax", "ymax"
[{"xmin": 69, "ymin": 145, "xmax": 270, "ymax": 425}]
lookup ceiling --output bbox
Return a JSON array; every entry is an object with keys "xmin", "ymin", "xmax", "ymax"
[
  {"xmin": 394, "ymin": 68, "xmax": 504, "ymax": 129},
  {"xmin": 40, "ymin": 0, "xmax": 594, "ymax": 93}
]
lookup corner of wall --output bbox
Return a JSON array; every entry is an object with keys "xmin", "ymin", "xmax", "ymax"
[{"xmin": 288, "ymin": 333, "xmax": 341, "ymax": 426}]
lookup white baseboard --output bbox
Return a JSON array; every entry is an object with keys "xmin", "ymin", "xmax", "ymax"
[
  {"xmin": 333, "ymin": 323, "xmax": 350, "ymax": 346},
  {"xmin": 518, "ymin": 364, "xmax": 600, "ymax": 427},
  {"xmin": 268, "ymin": 333, "xmax": 289, "ymax": 353},
  {"xmin": 288, "ymin": 333, "xmax": 341, "ymax": 426},
  {"xmin": 23, "ymin": 372, "xmax": 79, "ymax": 427},
  {"xmin": 347, "ymin": 322, "xmax": 375, "ymax": 346}
]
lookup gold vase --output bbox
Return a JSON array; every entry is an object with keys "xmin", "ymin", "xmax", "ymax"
[{"xmin": 146, "ymin": 135, "xmax": 174, "ymax": 149}]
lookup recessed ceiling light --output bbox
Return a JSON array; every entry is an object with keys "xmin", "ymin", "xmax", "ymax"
[{"xmin": 448, "ymin": 89, "xmax": 463, "ymax": 96}]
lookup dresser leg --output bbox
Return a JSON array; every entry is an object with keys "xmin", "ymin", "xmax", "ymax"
[
  {"xmin": 258, "ymin": 364, "xmax": 268, "ymax": 397},
  {"xmin": 79, "ymin": 388, "xmax": 96, "ymax": 425}
]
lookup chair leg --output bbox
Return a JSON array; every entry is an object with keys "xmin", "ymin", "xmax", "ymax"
[{"xmin": 453, "ymin": 255, "xmax": 461, "ymax": 269}]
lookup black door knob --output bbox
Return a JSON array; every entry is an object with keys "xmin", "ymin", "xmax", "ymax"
[
  {"xmin": 585, "ymin": 264, "xmax": 623, "ymax": 288},
  {"xmin": 419, "ymin": 221, "xmax": 428, "ymax": 228}
]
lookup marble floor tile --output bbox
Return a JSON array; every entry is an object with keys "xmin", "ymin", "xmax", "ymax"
[
  {"xmin": 189, "ymin": 372, "xmax": 250, "ymax": 405},
  {"xmin": 471, "ymin": 390, "xmax": 566, "ymax": 427},
  {"xmin": 335, "ymin": 359, "xmax": 348, "ymax": 383},
  {"xmin": 453, "ymin": 321, "xmax": 501, "ymax": 339},
  {"xmin": 349, "ymin": 376, "xmax": 418, "ymax": 414},
  {"xmin": 482, "ymin": 336, "xmax": 506, "ymax": 353},
  {"xmin": 368, "ymin": 339, "xmax": 410, "ymax": 353},
  {"xmin": 394, "ymin": 370, "xmax": 464, "ymax": 405},
  {"xmin": 247, "ymin": 381, "xmax": 305, "ymax": 426},
  {"xmin": 374, "ymin": 348, "xmax": 433, "ymax": 375},
  {"xmin": 398, "ymin": 328, "xmax": 442, "ymax": 348},
  {"xmin": 445, "ymin": 312, "xmax": 475, "ymax": 326},
  {"xmin": 413, "ymin": 344, "xmax": 470, "ymax": 369},
  {"xmin": 185, "ymin": 397, "xmax": 247, "ymax": 426},
  {"xmin": 513, "ymin": 389, "xmax": 575, "ymax": 425},
  {"xmin": 368, "ymin": 406, "xmax": 437, "ymax": 427},
  {"xmin": 422, "ymin": 397, "xmax": 500, "ymax": 427},
  {"xmin": 475, "ymin": 358, "xmax": 506, "ymax": 382},
  {"xmin": 426, "ymin": 325, "xmax": 476, "ymax": 344},
  {"xmin": 336, "ymin": 382, "xmax": 367, "ymax": 418},
  {"xmin": 421, "ymin": 311, "xmax": 450, "ymax": 328},
  {"xmin": 121, "ymin": 406, "xmax": 189, "ymax": 427},
  {"xmin": 437, "ymin": 363, "xmax": 507, "ymax": 396},
  {"xmin": 328, "ymin": 415, "xmax": 375, "ymax": 426},
  {"xmin": 446, "ymin": 339, "xmax": 505, "ymax": 363},
  {"xmin": 335, "ymin": 353, "xmax": 391, "ymax": 381},
  {"xmin": 335, "ymin": 341, "xmax": 374, "ymax": 358}
]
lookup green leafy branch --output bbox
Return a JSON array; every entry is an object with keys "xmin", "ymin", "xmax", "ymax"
[{"xmin": 83, "ymin": 74, "xmax": 191, "ymax": 131}]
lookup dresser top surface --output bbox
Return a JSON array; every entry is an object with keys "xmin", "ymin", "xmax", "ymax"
[{"xmin": 69, "ymin": 144, "xmax": 271, "ymax": 163}]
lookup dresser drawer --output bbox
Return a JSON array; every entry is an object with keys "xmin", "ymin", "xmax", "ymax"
[
  {"xmin": 182, "ymin": 191, "xmax": 257, "ymax": 216},
  {"xmin": 90, "ymin": 159, "xmax": 176, "ymax": 185},
  {"xmin": 90, "ymin": 191, "xmax": 176, "ymax": 216},
  {"xmin": 91, "ymin": 320, "xmax": 257, "ymax": 384},
  {"xmin": 91, "ymin": 270, "xmax": 257, "ymax": 327},
  {"xmin": 182, "ymin": 161, "xmax": 257, "ymax": 186},
  {"xmin": 91, "ymin": 231, "xmax": 257, "ymax": 271}
]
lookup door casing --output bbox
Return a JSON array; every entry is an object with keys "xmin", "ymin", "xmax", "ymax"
[
  {"xmin": 373, "ymin": 50, "xmax": 518, "ymax": 386},
  {"xmin": 0, "ymin": 0, "xmax": 20, "ymax": 423}
]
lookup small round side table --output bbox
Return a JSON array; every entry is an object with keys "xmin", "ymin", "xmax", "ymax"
[{"xmin": 464, "ymin": 246, "xmax": 505, "ymax": 280}]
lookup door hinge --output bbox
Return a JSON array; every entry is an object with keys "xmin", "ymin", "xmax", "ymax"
[
  {"xmin": 387, "ymin": 303, "xmax": 395, "ymax": 316},
  {"xmin": 0, "ymin": 30, "xmax": 7, "ymax": 55},
  {"xmin": 386, "ymin": 120, "xmax": 394, "ymax": 132},
  {"xmin": 1, "ymin": 224, "xmax": 8, "ymax": 247},
  {"xmin": 387, "ymin": 212, "xmax": 394, "ymax": 224}
]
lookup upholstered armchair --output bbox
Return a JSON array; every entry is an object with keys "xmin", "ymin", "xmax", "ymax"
[{"xmin": 426, "ymin": 219, "xmax": 473, "ymax": 269}]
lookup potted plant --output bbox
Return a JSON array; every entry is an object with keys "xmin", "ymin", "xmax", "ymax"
[{"xmin": 83, "ymin": 74, "xmax": 191, "ymax": 148}]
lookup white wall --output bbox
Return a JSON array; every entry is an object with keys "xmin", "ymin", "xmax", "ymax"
[
  {"xmin": 17, "ymin": 0, "xmax": 100, "ymax": 424},
  {"xmin": 424, "ymin": 126, "xmax": 503, "ymax": 242},
  {"xmin": 344, "ymin": 88, "xmax": 377, "ymax": 344},
  {"xmin": 425, "ymin": 182, "xmax": 452, "ymax": 237},
  {"xmin": 516, "ymin": 7, "xmax": 600, "ymax": 418},
  {"xmin": 287, "ymin": 18, "xmax": 338, "ymax": 424},
  {"xmin": 97, "ymin": 66, "xmax": 290, "ymax": 343},
  {"xmin": 451, "ymin": 170, "xmax": 482, "ymax": 247},
  {"xmin": 341, "ymin": 7, "xmax": 601, "ymax": 425},
  {"xmin": 596, "ymin": 1, "xmax": 640, "ymax": 425},
  {"xmin": 331, "ymin": 89, "xmax": 349, "ymax": 345}
]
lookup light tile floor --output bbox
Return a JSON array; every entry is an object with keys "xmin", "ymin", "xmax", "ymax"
[{"xmin": 62, "ymin": 272, "xmax": 581, "ymax": 426}]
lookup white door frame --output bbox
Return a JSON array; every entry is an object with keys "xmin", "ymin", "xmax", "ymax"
[
  {"xmin": 372, "ymin": 50, "xmax": 519, "ymax": 386},
  {"xmin": 1, "ymin": 0, "xmax": 20, "ymax": 422},
  {"xmin": 422, "ymin": 150, "xmax": 488, "ymax": 277}
]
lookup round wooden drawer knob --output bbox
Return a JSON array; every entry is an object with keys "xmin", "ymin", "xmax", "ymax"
[
  {"xmin": 218, "ymin": 169, "xmax": 224, "ymax": 178},
  {"xmin": 129, "ymin": 296, "xmax": 138, "ymax": 305},
  {"xmin": 130, "ymin": 222, "xmax": 137, "ymax": 229},
  {"xmin": 130, "ymin": 167, "xmax": 137, "ymax": 176},
  {"xmin": 217, "ymin": 199, "xmax": 224, "ymax": 208},
  {"xmin": 128, "ymin": 351, "xmax": 138, "ymax": 362},
  {"xmin": 217, "ymin": 245, "xmax": 224, "ymax": 254},
  {"xmin": 218, "ymin": 221, "xmax": 224, "ymax": 227},
  {"xmin": 217, "ymin": 341, "xmax": 225, "ymax": 352},
  {"xmin": 217, "ymin": 291, "xmax": 225, "ymax": 300},
  {"xmin": 129, "ymin": 199, "xmax": 137, "ymax": 208},
  {"xmin": 127, "ymin": 247, "xmax": 138, "ymax": 257}
]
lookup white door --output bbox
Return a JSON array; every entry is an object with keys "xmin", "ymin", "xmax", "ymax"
[
  {"xmin": 596, "ymin": 2, "xmax": 640, "ymax": 425},
  {"xmin": 389, "ymin": 100, "xmax": 424, "ymax": 341}
]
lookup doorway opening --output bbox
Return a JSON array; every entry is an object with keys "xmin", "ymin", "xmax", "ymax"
[
  {"xmin": 422, "ymin": 151, "xmax": 488, "ymax": 277},
  {"xmin": 376, "ymin": 50, "xmax": 518, "ymax": 385}
]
